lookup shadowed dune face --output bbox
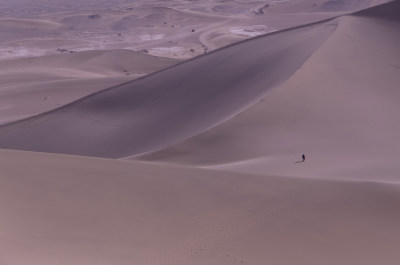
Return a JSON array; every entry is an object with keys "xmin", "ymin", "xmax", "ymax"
[
  {"xmin": 354, "ymin": 0, "xmax": 400, "ymax": 19},
  {"xmin": 1, "ymin": 2, "xmax": 400, "ymax": 264},
  {"xmin": 140, "ymin": 0, "xmax": 400, "ymax": 181},
  {"xmin": 1, "ymin": 149, "xmax": 400, "ymax": 265},
  {"xmin": 0, "ymin": 22, "xmax": 336, "ymax": 158},
  {"xmin": 0, "ymin": 49, "xmax": 180, "ymax": 125}
]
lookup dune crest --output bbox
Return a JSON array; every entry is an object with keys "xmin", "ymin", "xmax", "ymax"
[
  {"xmin": 1, "ymin": 1, "xmax": 400, "ymax": 264},
  {"xmin": 0, "ymin": 49, "xmax": 180, "ymax": 125},
  {"xmin": 0, "ymin": 20, "xmax": 336, "ymax": 158},
  {"xmin": 140, "ymin": 0, "xmax": 400, "ymax": 182}
]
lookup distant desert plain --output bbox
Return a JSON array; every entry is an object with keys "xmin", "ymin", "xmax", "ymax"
[{"xmin": 1, "ymin": 0, "xmax": 400, "ymax": 264}]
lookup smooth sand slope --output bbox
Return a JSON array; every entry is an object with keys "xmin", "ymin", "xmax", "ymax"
[
  {"xmin": 1, "ymin": 2, "xmax": 399, "ymax": 264},
  {"xmin": 0, "ymin": 21, "xmax": 336, "ymax": 157},
  {"xmin": 140, "ymin": 0, "xmax": 400, "ymax": 182},
  {"xmin": 1, "ymin": 149, "xmax": 400, "ymax": 265},
  {"xmin": 0, "ymin": 49, "xmax": 180, "ymax": 124}
]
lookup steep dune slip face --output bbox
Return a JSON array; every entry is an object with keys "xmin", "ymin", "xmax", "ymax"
[
  {"xmin": 0, "ymin": 21, "xmax": 336, "ymax": 158},
  {"xmin": 141, "ymin": 0, "xmax": 400, "ymax": 182},
  {"xmin": 1, "ymin": 149, "xmax": 400, "ymax": 265}
]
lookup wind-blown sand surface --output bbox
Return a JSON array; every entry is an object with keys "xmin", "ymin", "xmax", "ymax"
[
  {"xmin": 0, "ymin": 0, "xmax": 389, "ymax": 121},
  {"xmin": 2, "ymin": 149, "xmax": 400, "ymax": 265},
  {"xmin": 0, "ymin": 21, "xmax": 336, "ymax": 157},
  {"xmin": 1, "ymin": 1, "xmax": 399, "ymax": 182},
  {"xmin": 0, "ymin": 49, "xmax": 180, "ymax": 124},
  {"xmin": 1, "ymin": 1, "xmax": 399, "ymax": 264},
  {"xmin": 139, "ymin": 1, "xmax": 400, "ymax": 182}
]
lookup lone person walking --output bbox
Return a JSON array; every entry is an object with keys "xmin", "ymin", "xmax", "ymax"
[{"xmin": 302, "ymin": 154, "xmax": 305, "ymax": 162}]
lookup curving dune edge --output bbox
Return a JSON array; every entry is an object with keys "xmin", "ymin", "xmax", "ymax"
[{"xmin": 1, "ymin": 1, "xmax": 400, "ymax": 264}]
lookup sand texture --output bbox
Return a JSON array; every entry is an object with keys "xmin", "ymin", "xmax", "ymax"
[
  {"xmin": 0, "ymin": 49, "xmax": 180, "ymax": 124},
  {"xmin": 139, "ymin": 1, "xmax": 400, "ymax": 182},
  {"xmin": 0, "ymin": 1, "xmax": 399, "ymax": 264},
  {"xmin": 0, "ymin": 21, "xmax": 336, "ymax": 157},
  {"xmin": 2, "ymin": 149, "xmax": 400, "ymax": 265}
]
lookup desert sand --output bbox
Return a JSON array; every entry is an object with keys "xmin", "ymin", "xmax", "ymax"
[
  {"xmin": 2, "ymin": 149, "xmax": 400, "ymax": 265},
  {"xmin": 1, "ymin": 0, "xmax": 400, "ymax": 264},
  {"xmin": 0, "ymin": 0, "xmax": 390, "ymax": 121},
  {"xmin": 1, "ymin": 0, "xmax": 389, "ymax": 61},
  {"xmin": 0, "ymin": 20, "xmax": 337, "ymax": 157},
  {"xmin": 0, "ymin": 49, "xmax": 180, "ymax": 124},
  {"xmin": 140, "ymin": 3, "xmax": 400, "ymax": 182}
]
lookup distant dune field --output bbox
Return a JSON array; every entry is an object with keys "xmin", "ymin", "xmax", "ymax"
[
  {"xmin": 1, "ymin": 0, "xmax": 387, "ymax": 60},
  {"xmin": 0, "ymin": 1, "xmax": 399, "ymax": 265},
  {"xmin": 0, "ymin": 1, "xmax": 399, "ymax": 182}
]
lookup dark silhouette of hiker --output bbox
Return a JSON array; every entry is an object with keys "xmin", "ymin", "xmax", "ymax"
[{"xmin": 302, "ymin": 154, "xmax": 305, "ymax": 162}]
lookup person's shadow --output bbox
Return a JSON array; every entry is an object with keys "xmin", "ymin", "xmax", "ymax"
[{"xmin": 295, "ymin": 155, "xmax": 306, "ymax": 163}]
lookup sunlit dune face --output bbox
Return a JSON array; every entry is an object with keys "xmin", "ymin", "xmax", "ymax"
[{"xmin": 0, "ymin": 1, "xmax": 399, "ymax": 265}]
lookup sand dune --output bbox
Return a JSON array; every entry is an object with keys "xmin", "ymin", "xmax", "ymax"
[
  {"xmin": 254, "ymin": 0, "xmax": 382, "ymax": 13},
  {"xmin": 1, "ymin": 148, "xmax": 400, "ymax": 265},
  {"xmin": 0, "ymin": 1, "xmax": 398, "ymax": 179},
  {"xmin": 1, "ymin": 2, "xmax": 399, "ymax": 264},
  {"xmin": 2, "ymin": 0, "xmax": 384, "ymax": 62},
  {"xmin": 1, "ymin": 49, "xmax": 181, "ymax": 77},
  {"xmin": 354, "ymin": 0, "xmax": 400, "ymax": 18},
  {"xmin": 139, "ymin": 0, "xmax": 400, "ymax": 182},
  {"xmin": 1, "ymin": 1, "xmax": 398, "ymax": 167},
  {"xmin": 0, "ymin": 20, "xmax": 335, "ymax": 157},
  {"xmin": 0, "ymin": 49, "xmax": 180, "ymax": 125}
]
